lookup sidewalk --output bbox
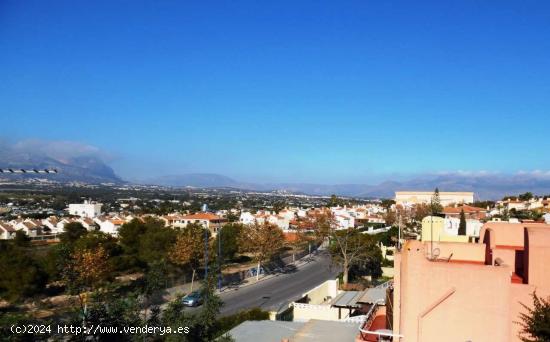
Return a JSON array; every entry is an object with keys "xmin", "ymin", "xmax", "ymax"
[{"xmin": 160, "ymin": 248, "xmax": 323, "ymax": 304}]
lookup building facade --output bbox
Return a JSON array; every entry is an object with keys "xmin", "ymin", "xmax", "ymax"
[
  {"xmin": 68, "ymin": 200, "xmax": 103, "ymax": 218},
  {"xmin": 395, "ymin": 191, "xmax": 474, "ymax": 207}
]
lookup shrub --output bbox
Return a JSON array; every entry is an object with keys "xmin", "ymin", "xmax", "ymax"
[{"xmin": 216, "ymin": 308, "xmax": 270, "ymax": 336}]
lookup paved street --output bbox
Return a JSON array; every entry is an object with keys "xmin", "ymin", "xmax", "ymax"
[{"xmin": 218, "ymin": 249, "xmax": 340, "ymax": 316}]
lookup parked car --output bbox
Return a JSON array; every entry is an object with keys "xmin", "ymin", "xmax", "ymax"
[{"xmin": 182, "ymin": 291, "xmax": 203, "ymax": 307}]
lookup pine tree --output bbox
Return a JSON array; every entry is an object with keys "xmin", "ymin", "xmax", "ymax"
[
  {"xmin": 458, "ymin": 209, "xmax": 467, "ymax": 235},
  {"xmin": 430, "ymin": 188, "xmax": 443, "ymax": 215}
]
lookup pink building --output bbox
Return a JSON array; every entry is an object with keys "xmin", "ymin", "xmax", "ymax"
[{"xmin": 357, "ymin": 222, "xmax": 550, "ymax": 342}]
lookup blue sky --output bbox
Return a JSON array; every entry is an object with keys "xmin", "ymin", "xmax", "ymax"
[{"xmin": 2, "ymin": 1, "xmax": 550, "ymax": 183}]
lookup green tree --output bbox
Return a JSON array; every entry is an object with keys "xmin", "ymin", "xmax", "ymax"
[
  {"xmin": 349, "ymin": 238, "xmax": 383, "ymax": 280},
  {"xmin": 214, "ymin": 223, "xmax": 243, "ymax": 262},
  {"xmin": 458, "ymin": 209, "xmax": 467, "ymax": 236},
  {"xmin": 316, "ymin": 213, "xmax": 382, "ymax": 285},
  {"xmin": 225, "ymin": 211, "xmax": 239, "ymax": 223},
  {"xmin": 330, "ymin": 227, "xmax": 382, "ymax": 285},
  {"xmin": 162, "ymin": 273, "xmax": 226, "ymax": 342},
  {"xmin": 141, "ymin": 261, "xmax": 167, "ymax": 325},
  {"xmin": 67, "ymin": 291, "xmax": 142, "ymax": 342},
  {"xmin": 328, "ymin": 194, "xmax": 341, "ymax": 207},
  {"xmin": 519, "ymin": 192, "xmax": 535, "ymax": 201},
  {"xmin": 380, "ymin": 199, "xmax": 395, "ymax": 210},
  {"xmin": 13, "ymin": 230, "xmax": 31, "ymax": 247},
  {"xmin": 60, "ymin": 222, "xmax": 87, "ymax": 244},
  {"xmin": 376, "ymin": 226, "xmax": 398, "ymax": 247},
  {"xmin": 138, "ymin": 224, "xmax": 177, "ymax": 264},
  {"xmin": 430, "ymin": 187, "xmax": 443, "ymax": 215},
  {"xmin": 43, "ymin": 243, "xmax": 73, "ymax": 282},
  {"xmin": 273, "ymin": 201, "xmax": 287, "ymax": 213},
  {"xmin": 74, "ymin": 230, "xmax": 120, "ymax": 256},
  {"xmin": 519, "ymin": 292, "xmax": 550, "ymax": 342},
  {"xmin": 118, "ymin": 218, "xmax": 148, "ymax": 255},
  {"xmin": 189, "ymin": 274, "xmax": 224, "ymax": 341},
  {"xmin": 0, "ymin": 311, "xmax": 51, "ymax": 341},
  {"xmin": 0, "ymin": 245, "xmax": 47, "ymax": 302}
]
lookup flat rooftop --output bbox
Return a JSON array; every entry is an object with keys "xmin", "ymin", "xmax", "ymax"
[{"xmin": 228, "ymin": 319, "xmax": 360, "ymax": 342}]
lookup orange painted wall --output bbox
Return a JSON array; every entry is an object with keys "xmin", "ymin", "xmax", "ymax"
[{"xmin": 396, "ymin": 240, "xmax": 512, "ymax": 342}]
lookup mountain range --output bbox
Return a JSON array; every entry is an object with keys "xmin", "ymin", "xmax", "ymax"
[
  {"xmin": 3, "ymin": 149, "xmax": 550, "ymax": 199},
  {"xmin": 0, "ymin": 148, "xmax": 122, "ymax": 184},
  {"xmin": 145, "ymin": 172, "xmax": 550, "ymax": 200}
]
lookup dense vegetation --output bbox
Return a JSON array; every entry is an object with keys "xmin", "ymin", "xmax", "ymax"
[{"xmin": 0, "ymin": 217, "xmax": 283, "ymax": 340}]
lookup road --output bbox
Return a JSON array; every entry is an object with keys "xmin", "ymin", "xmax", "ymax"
[{"xmin": 218, "ymin": 249, "xmax": 340, "ymax": 316}]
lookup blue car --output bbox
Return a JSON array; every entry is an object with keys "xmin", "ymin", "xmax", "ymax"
[{"xmin": 182, "ymin": 291, "xmax": 203, "ymax": 307}]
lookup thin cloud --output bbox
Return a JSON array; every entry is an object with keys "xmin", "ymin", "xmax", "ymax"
[{"xmin": 2, "ymin": 138, "xmax": 115, "ymax": 164}]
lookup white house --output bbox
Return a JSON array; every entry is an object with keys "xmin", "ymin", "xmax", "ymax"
[
  {"xmin": 443, "ymin": 217, "xmax": 483, "ymax": 238},
  {"xmin": 239, "ymin": 212, "xmax": 256, "ymax": 225},
  {"xmin": 0, "ymin": 222, "xmax": 15, "ymax": 239},
  {"xmin": 94, "ymin": 217, "xmax": 124, "ymax": 236},
  {"xmin": 68, "ymin": 200, "xmax": 103, "ymax": 218},
  {"xmin": 13, "ymin": 220, "xmax": 40, "ymax": 237},
  {"xmin": 278, "ymin": 209, "xmax": 296, "ymax": 221},
  {"xmin": 56, "ymin": 218, "xmax": 75, "ymax": 233},
  {"xmin": 178, "ymin": 213, "xmax": 225, "ymax": 234},
  {"xmin": 161, "ymin": 214, "xmax": 187, "ymax": 228},
  {"xmin": 42, "ymin": 217, "xmax": 62, "ymax": 233},
  {"xmin": 78, "ymin": 217, "xmax": 97, "ymax": 230},
  {"xmin": 333, "ymin": 214, "xmax": 355, "ymax": 230},
  {"xmin": 296, "ymin": 209, "xmax": 308, "ymax": 218}
]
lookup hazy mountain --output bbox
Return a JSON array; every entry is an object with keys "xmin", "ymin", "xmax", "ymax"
[
  {"xmin": 145, "ymin": 173, "xmax": 240, "ymax": 188},
  {"xmin": 281, "ymin": 174, "xmax": 550, "ymax": 200},
  {"xmin": 0, "ymin": 145, "xmax": 122, "ymax": 184},
  {"xmin": 4, "ymin": 138, "xmax": 550, "ymax": 199},
  {"xmin": 145, "ymin": 173, "xmax": 550, "ymax": 200}
]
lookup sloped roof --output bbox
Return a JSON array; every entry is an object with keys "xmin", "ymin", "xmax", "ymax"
[
  {"xmin": 443, "ymin": 205, "xmax": 486, "ymax": 214},
  {"xmin": 331, "ymin": 291, "xmax": 363, "ymax": 308},
  {"xmin": 358, "ymin": 287, "xmax": 387, "ymax": 305},
  {"xmin": 0, "ymin": 222, "xmax": 15, "ymax": 232},
  {"xmin": 182, "ymin": 212, "xmax": 221, "ymax": 221}
]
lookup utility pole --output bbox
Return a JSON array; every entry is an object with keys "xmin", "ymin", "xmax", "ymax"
[
  {"xmin": 204, "ymin": 227, "xmax": 208, "ymax": 280},
  {"xmin": 202, "ymin": 204, "xmax": 209, "ymax": 281},
  {"xmin": 430, "ymin": 216, "xmax": 434, "ymax": 259},
  {"xmin": 218, "ymin": 220, "xmax": 222, "ymax": 291}
]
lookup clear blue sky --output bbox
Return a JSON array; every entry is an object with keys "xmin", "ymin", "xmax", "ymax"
[{"xmin": 2, "ymin": 1, "xmax": 550, "ymax": 183}]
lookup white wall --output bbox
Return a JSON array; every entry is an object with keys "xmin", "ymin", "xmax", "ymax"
[{"xmin": 68, "ymin": 202, "xmax": 102, "ymax": 218}]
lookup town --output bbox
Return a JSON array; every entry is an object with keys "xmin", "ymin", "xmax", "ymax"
[
  {"xmin": 1, "ymin": 182, "xmax": 549, "ymax": 341},
  {"xmin": 3, "ymin": 1, "xmax": 550, "ymax": 341}
]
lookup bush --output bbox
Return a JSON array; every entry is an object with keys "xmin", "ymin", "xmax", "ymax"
[
  {"xmin": 0, "ymin": 245, "xmax": 48, "ymax": 302},
  {"xmin": 381, "ymin": 258, "xmax": 393, "ymax": 267},
  {"xmin": 216, "ymin": 308, "xmax": 270, "ymax": 335}
]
